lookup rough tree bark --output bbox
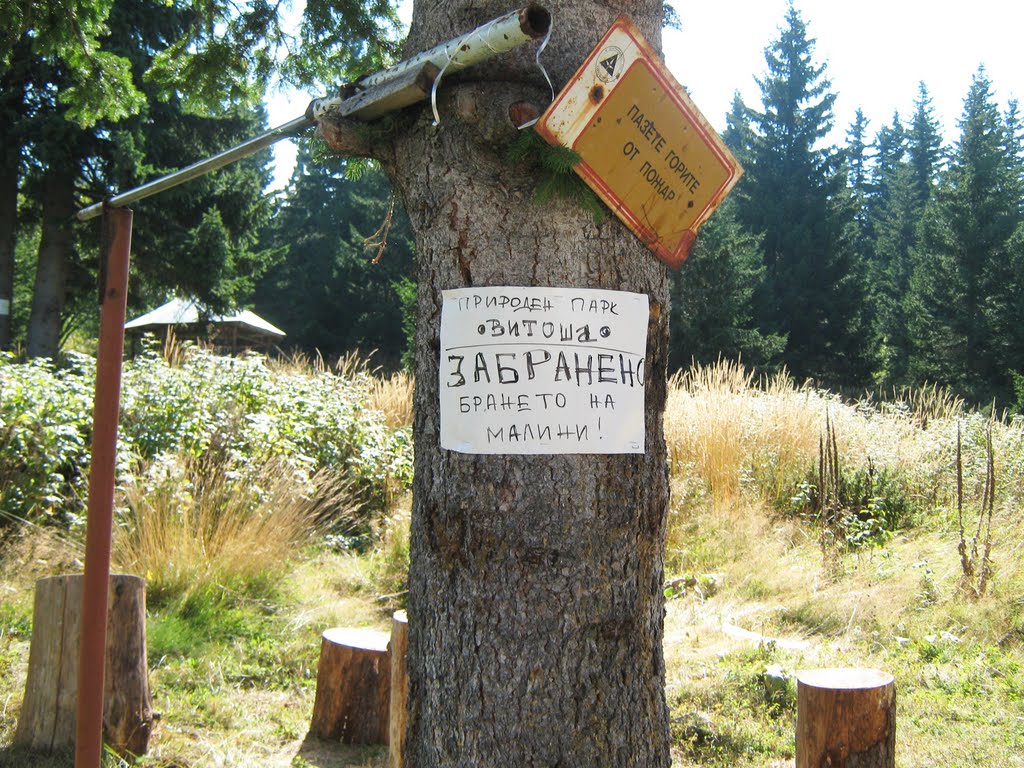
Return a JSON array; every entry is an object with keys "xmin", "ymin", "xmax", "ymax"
[
  {"xmin": 0, "ymin": 143, "xmax": 17, "ymax": 350},
  {"xmin": 322, "ymin": 2, "xmax": 671, "ymax": 765},
  {"xmin": 26, "ymin": 164, "xmax": 75, "ymax": 359}
]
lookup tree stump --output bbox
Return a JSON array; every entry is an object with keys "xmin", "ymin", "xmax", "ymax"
[
  {"xmin": 389, "ymin": 611, "xmax": 409, "ymax": 768},
  {"xmin": 14, "ymin": 574, "xmax": 153, "ymax": 756},
  {"xmin": 310, "ymin": 627, "xmax": 390, "ymax": 744},
  {"xmin": 796, "ymin": 668, "xmax": 895, "ymax": 768}
]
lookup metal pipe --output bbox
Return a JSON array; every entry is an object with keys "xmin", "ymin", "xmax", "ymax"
[
  {"xmin": 75, "ymin": 206, "xmax": 133, "ymax": 768},
  {"xmin": 77, "ymin": 115, "xmax": 311, "ymax": 221},
  {"xmin": 308, "ymin": 3, "xmax": 551, "ymax": 120},
  {"xmin": 76, "ymin": 4, "xmax": 551, "ymax": 221}
]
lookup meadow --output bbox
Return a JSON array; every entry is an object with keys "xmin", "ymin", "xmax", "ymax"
[{"xmin": 1, "ymin": 349, "xmax": 1022, "ymax": 767}]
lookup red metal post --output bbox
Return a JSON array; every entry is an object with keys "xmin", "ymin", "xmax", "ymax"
[{"xmin": 75, "ymin": 206, "xmax": 133, "ymax": 768}]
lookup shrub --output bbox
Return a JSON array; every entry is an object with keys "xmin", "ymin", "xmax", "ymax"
[
  {"xmin": 0, "ymin": 347, "xmax": 413, "ymax": 534},
  {"xmin": 0, "ymin": 352, "xmax": 95, "ymax": 530}
]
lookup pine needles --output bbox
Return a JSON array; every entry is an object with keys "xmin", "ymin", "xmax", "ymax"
[{"xmin": 505, "ymin": 128, "xmax": 607, "ymax": 224}]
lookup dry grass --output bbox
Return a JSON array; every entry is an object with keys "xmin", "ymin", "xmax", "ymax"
[
  {"xmin": 369, "ymin": 371, "xmax": 414, "ymax": 430},
  {"xmin": 665, "ymin": 360, "xmax": 826, "ymax": 511},
  {"xmin": 112, "ymin": 455, "xmax": 362, "ymax": 603},
  {"xmin": 664, "ymin": 360, "xmax": 974, "ymax": 521}
]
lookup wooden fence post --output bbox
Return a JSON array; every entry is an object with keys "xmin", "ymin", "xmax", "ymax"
[{"xmin": 796, "ymin": 668, "xmax": 895, "ymax": 768}]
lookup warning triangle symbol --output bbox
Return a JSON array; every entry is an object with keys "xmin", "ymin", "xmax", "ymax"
[{"xmin": 599, "ymin": 54, "xmax": 619, "ymax": 78}]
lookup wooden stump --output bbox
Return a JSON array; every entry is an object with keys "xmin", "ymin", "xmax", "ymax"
[
  {"xmin": 14, "ymin": 574, "xmax": 153, "ymax": 756},
  {"xmin": 796, "ymin": 668, "xmax": 895, "ymax": 768},
  {"xmin": 310, "ymin": 627, "xmax": 391, "ymax": 744},
  {"xmin": 389, "ymin": 611, "xmax": 409, "ymax": 768}
]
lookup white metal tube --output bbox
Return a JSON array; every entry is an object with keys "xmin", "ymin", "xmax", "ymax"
[
  {"xmin": 77, "ymin": 115, "xmax": 311, "ymax": 221},
  {"xmin": 76, "ymin": 4, "xmax": 551, "ymax": 221},
  {"xmin": 308, "ymin": 3, "xmax": 550, "ymax": 120}
]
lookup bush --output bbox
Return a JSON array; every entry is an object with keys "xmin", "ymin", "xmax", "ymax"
[
  {"xmin": 0, "ymin": 347, "xmax": 413, "ymax": 534},
  {"xmin": 0, "ymin": 352, "xmax": 95, "ymax": 530}
]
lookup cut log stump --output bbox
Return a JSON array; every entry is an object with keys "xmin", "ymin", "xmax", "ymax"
[
  {"xmin": 14, "ymin": 573, "xmax": 153, "ymax": 757},
  {"xmin": 796, "ymin": 667, "xmax": 895, "ymax": 768},
  {"xmin": 310, "ymin": 627, "xmax": 390, "ymax": 744},
  {"xmin": 389, "ymin": 610, "xmax": 409, "ymax": 768}
]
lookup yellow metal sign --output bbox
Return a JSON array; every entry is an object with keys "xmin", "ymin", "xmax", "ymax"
[{"xmin": 536, "ymin": 17, "xmax": 742, "ymax": 268}]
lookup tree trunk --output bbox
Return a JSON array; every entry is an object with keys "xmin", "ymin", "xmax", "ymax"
[
  {"xmin": 796, "ymin": 668, "xmax": 896, "ymax": 768},
  {"xmin": 26, "ymin": 164, "xmax": 76, "ymax": 359},
  {"xmin": 0, "ymin": 143, "xmax": 17, "ymax": 350},
  {"xmin": 0, "ymin": 56, "xmax": 25, "ymax": 352},
  {"xmin": 309, "ymin": 627, "xmax": 391, "ymax": 744},
  {"xmin": 383, "ymin": 2, "xmax": 671, "ymax": 765},
  {"xmin": 14, "ymin": 574, "xmax": 153, "ymax": 757}
]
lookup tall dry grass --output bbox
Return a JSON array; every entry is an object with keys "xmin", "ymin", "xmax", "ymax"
[
  {"xmin": 661, "ymin": 359, "xmax": 989, "ymax": 583},
  {"xmin": 665, "ymin": 360, "xmax": 973, "ymax": 514},
  {"xmin": 665, "ymin": 360, "xmax": 826, "ymax": 511},
  {"xmin": 370, "ymin": 371, "xmax": 414, "ymax": 429},
  {"xmin": 113, "ymin": 455, "xmax": 363, "ymax": 603}
]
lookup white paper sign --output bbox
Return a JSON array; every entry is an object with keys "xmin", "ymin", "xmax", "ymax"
[{"xmin": 439, "ymin": 287, "xmax": 648, "ymax": 454}]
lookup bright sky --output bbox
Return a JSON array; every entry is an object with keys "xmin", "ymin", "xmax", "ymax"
[
  {"xmin": 665, "ymin": 0, "xmax": 1023, "ymax": 144},
  {"xmin": 265, "ymin": 1, "xmax": 1024, "ymax": 188}
]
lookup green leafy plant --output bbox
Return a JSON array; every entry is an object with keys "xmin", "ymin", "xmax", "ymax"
[
  {"xmin": 788, "ymin": 411, "xmax": 911, "ymax": 552},
  {"xmin": 505, "ymin": 128, "xmax": 607, "ymax": 224},
  {"xmin": 0, "ymin": 347, "xmax": 414, "ymax": 537}
]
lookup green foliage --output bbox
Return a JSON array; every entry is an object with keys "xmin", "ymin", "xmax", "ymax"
[
  {"xmin": 786, "ymin": 449, "xmax": 912, "ymax": 551},
  {"xmin": 254, "ymin": 144, "xmax": 414, "ymax": 368},
  {"xmin": 905, "ymin": 68, "xmax": 1024, "ymax": 405},
  {"xmin": 1012, "ymin": 371, "xmax": 1024, "ymax": 415},
  {"xmin": 0, "ymin": 346, "xmax": 413, "ymax": 532},
  {"xmin": 506, "ymin": 129, "xmax": 607, "ymax": 224},
  {"xmin": 0, "ymin": 0, "xmax": 146, "ymax": 128},
  {"xmin": 0, "ymin": 352, "xmax": 95, "ymax": 529},
  {"xmin": 668, "ymin": 198, "xmax": 784, "ymax": 371},
  {"xmin": 394, "ymin": 276, "xmax": 418, "ymax": 372},
  {"xmin": 735, "ymin": 3, "xmax": 871, "ymax": 386},
  {"xmin": 0, "ymin": 599, "xmax": 32, "ymax": 640}
]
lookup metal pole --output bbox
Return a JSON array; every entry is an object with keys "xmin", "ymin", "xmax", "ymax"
[
  {"xmin": 76, "ymin": 4, "xmax": 551, "ymax": 222},
  {"xmin": 75, "ymin": 206, "xmax": 133, "ymax": 768},
  {"xmin": 307, "ymin": 3, "xmax": 551, "ymax": 120},
  {"xmin": 77, "ymin": 115, "xmax": 311, "ymax": 222}
]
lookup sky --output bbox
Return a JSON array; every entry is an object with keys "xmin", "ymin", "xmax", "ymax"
[{"xmin": 265, "ymin": 0, "xmax": 1024, "ymax": 188}]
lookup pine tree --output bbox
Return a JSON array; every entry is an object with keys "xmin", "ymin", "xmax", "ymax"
[
  {"xmin": 722, "ymin": 91, "xmax": 756, "ymax": 168},
  {"xmin": 906, "ymin": 67, "xmax": 1023, "ymax": 402},
  {"xmin": 867, "ymin": 112, "xmax": 908, "ymax": 227},
  {"xmin": 17, "ymin": 0, "xmax": 277, "ymax": 357},
  {"xmin": 864, "ymin": 111, "xmax": 915, "ymax": 387},
  {"xmin": 907, "ymin": 83, "xmax": 945, "ymax": 212},
  {"xmin": 845, "ymin": 109, "xmax": 872, "ymax": 242},
  {"xmin": 668, "ymin": 198, "xmax": 784, "ymax": 371},
  {"xmin": 253, "ymin": 144, "xmax": 414, "ymax": 367},
  {"xmin": 737, "ymin": 2, "xmax": 870, "ymax": 386},
  {"xmin": 7, "ymin": 0, "xmax": 399, "ymax": 358}
]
